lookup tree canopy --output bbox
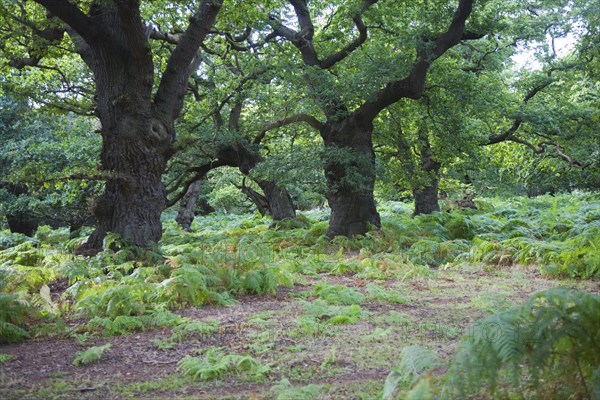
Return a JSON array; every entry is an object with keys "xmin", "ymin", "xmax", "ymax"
[{"xmin": 0, "ymin": 0, "xmax": 597, "ymax": 247}]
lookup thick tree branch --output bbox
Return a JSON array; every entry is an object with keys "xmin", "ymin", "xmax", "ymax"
[
  {"xmin": 153, "ymin": 0, "xmax": 222, "ymax": 120},
  {"xmin": 320, "ymin": 15, "xmax": 367, "ymax": 69},
  {"xmin": 8, "ymin": 56, "xmax": 42, "ymax": 69},
  {"xmin": 33, "ymin": 0, "xmax": 102, "ymax": 45},
  {"xmin": 320, "ymin": 0, "xmax": 379, "ymax": 69},
  {"xmin": 553, "ymin": 144, "xmax": 587, "ymax": 167},
  {"xmin": 189, "ymin": 68, "xmax": 268, "ymax": 132},
  {"xmin": 211, "ymin": 26, "xmax": 252, "ymax": 45},
  {"xmin": 229, "ymin": 101, "xmax": 243, "ymax": 133},
  {"xmin": 271, "ymin": 0, "xmax": 378, "ymax": 69},
  {"xmin": 486, "ymin": 80, "xmax": 553, "ymax": 144},
  {"xmin": 150, "ymin": 29, "xmax": 181, "ymax": 45},
  {"xmin": 114, "ymin": 0, "xmax": 148, "ymax": 58},
  {"xmin": 270, "ymin": 15, "xmax": 319, "ymax": 66},
  {"xmin": 506, "ymin": 138, "xmax": 588, "ymax": 168},
  {"xmin": 483, "ymin": 71, "xmax": 588, "ymax": 169},
  {"xmin": 167, "ymin": 159, "xmax": 229, "ymax": 206},
  {"xmin": 357, "ymin": 0, "xmax": 475, "ymax": 120},
  {"xmin": 289, "ymin": 0, "xmax": 314, "ymax": 35},
  {"xmin": 254, "ymin": 114, "xmax": 324, "ymax": 144}
]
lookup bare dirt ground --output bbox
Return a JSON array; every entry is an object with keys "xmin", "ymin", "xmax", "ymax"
[{"xmin": 1, "ymin": 267, "xmax": 598, "ymax": 400}]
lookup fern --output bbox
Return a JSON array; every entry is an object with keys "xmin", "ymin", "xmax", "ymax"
[
  {"xmin": 272, "ymin": 378, "xmax": 322, "ymax": 400},
  {"xmin": 240, "ymin": 268, "xmax": 279, "ymax": 295},
  {"xmin": 0, "ymin": 320, "xmax": 30, "ymax": 343},
  {"xmin": 155, "ymin": 319, "xmax": 221, "ymax": 348},
  {"xmin": 178, "ymin": 348, "xmax": 270, "ymax": 382},
  {"xmin": 383, "ymin": 345, "xmax": 442, "ymax": 400},
  {"xmin": 300, "ymin": 299, "xmax": 363, "ymax": 324},
  {"xmin": 73, "ymin": 343, "xmax": 112, "ymax": 366},
  {"xmin": 366, "ymin": 283, "xmax": 410, "ymax": 304},
  {"xmin": 85, "ymin": 309, "xmax": 181, "ymax": 337},
  {"xmin": 0, "ymin": 293, "xmax": 32, "ymax": 343},
  {"xmin": 311, "ymin": 282, "xmax": 365, "ymax": 305},
  {"xmin": 0, "ymin": 353, "xmax": 15, "ymax": 363},
  {"xmin": 155, "ymin": 264, "xmax": 216, "ymax": 307},
  {"xmin": 444, "ymin": 288, "xmax": 600, "ymax": 399},
  {"xmin": 75, "ymin": 283, "xmax": 149, "ymax": 318}
]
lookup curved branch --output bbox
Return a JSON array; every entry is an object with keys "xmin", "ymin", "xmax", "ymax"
[
  {"xmin": 357, "ymin": 0, "xmax": 475, "ymax": 120},
  {"xmin": 149, "ymin": 29, "xmax": 181, "ymax": 45},
  {"xmin": 554, "ymin": 144, "xmax": 587, "ymax": 168},
  {"xmin": 254, "ymin": 114, "xmax": 324, "ymax": 144},
  {"xmin": 167, "ymin": 159, "xmax": 229, "ymax": 207},
  {"xmin": 271, "ymin": 0, "xmax": 378, "ymax": 69},
  {"xmin": 33, "ymin": 0, "xmax": 102, "ymax": 46},
  {"xmin": 153, "ymin": 0, "xmax": 223, "ymax": 120},
  {"xmin": 320, "ymin": 0, "xmax": 379, "ymax": 69},
  {"xmin": 486, "ymin": 80, "xmax": 553, "ymax": 145},
  {"xmin": 507, "ymin": 138, "xmax": 588, "ymax": 168},
  {"xmin": 270, "ymin": 15, "xmax": 319, "ymax": 66}
]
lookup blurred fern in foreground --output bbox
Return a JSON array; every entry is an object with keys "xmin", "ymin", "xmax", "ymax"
[
  {"xmin": 384, "ymin": 288, "xmax": 600, "ymax": 399},
  {"xmin": 445, "ymin": 288, "xmax": 600, "ymax": 399}
]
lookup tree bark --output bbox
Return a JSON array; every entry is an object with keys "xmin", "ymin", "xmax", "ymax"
[
  {"xmin": 322, "ymin": 116, "xmax": 381, "ymax": 237},
  {"xmin": 176, "ymin": 180, "xmax": 202, "ymax": 231},
  {"xmin": 217, "ymin": 142, "xmax": 296, "ymax": 220},
  {"xmin": 257, "ymin": 180, "xmax": 296, "ymax": 220},
  {"xmin": 413, "ymin": 179, "xmax": 440, "ymax": 215},
  {"xmin": 6, "ymin": 215, "xmax": 39, "ymax": 237},
  {"xmin": 31, "ymin": 0, "xmax": 223, "ymax": 254},
  {"xmin": 76, "ymin": 42, "xmax": 168, "ymax": 252},
  {"xmin": 413, "ymin": 138, "xmax": 441, "ymax": 215},
  {"xmin": 240, "ymin": 184, "xmax": 270, "ymax": 216}
]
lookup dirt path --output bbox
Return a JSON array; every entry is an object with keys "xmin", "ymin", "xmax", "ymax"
[{"xmin": 1, "ymin": 268, "xmax": 598, "ymax": 399}]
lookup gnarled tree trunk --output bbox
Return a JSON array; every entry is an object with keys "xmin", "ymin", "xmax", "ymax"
[
  {"xmin": 413, "ymin": 138, "xmax": 441, "ymax": 215},
  {"xmin": 413, "ymin": 178, "xmax": 440, "ymax": 215},
  {"xmin": 77, "ymin": 41, "xmax": 169, "ymax": 251},
  {"xmin": 36, "ymin": 0, "xmax": 225, "ymax": 254},
  {"xmin": 176, "ymin": 179, "xmax": 202, "ymax": 231},
  {"xmin": 239, "ymin": 184, "xmax": 270, "ymax": 216},
  {"xmin": 257, "ymin": 181, "xmax": 296, "ymax": 220},
  {"xmin": 218, "ymin": 142, "xmax": 296, "ymax": 220},
  {"xmin": 322, "ymin": 116, "xmax": 381, "ymax": 237}
]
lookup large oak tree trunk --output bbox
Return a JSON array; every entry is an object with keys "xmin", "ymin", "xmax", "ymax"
[
  {"xmin": 176, "ymin": 179, "xmax": 202, "ymax": 231},
  {"xmin": 31, "ymin": 0, "xmax": 222, "ymax": 255},
  {"xmin": 257, "ymin": 180, "xmax": 296, "ymax": 220},
  {"xmin": 412, "ymin": 143, "xmax": 441, "ymax": 216},
  {"xmin": 75, "ymin": 17, "xmax": 170, "ymax": 252},
  {"xmin": 413, "ymin": 180, "xmax": 440, "ymax": 215},
  {"xmin": 218, "ymin": 142, "xmax": 296, "ymax": 220},
  {"xmin": 322, "ymin": 117, "xmax": 381, "ymax": 237},
  {"xmin": 82, "ymin": 113, "xmax": 170, "ymax": 251}
]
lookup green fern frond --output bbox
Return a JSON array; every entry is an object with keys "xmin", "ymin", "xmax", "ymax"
[
  {"xmin": 383, "ymin": 345, "xmax": 441, "ymax": 400},
  {"xmin": 366, "ymin": 283, "xmax": 410, "ymax": 304},
  {"xmin": 0, "ymin": 320, "xmax": 30, "ymax": 343},
  {"xmin": 312, "ymin": 283, "xmax": 364, "ymax": 305},
  {"xmin": 178, "ymin": 348, "xmax": 270, "ymax": 382},
  {"xmin": 73, "ymin": 343, "xmax": 111, "ymax": 366},
  {"xmin": 445, "ymin": 288, "xmax": 600, "ymax": 399}
]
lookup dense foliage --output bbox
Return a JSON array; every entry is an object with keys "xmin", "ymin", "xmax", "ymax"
[
  {"xmin": 384, "ymin": 288, "xmax": 600, "ymax": 400},
  {"xmin": 0, "ymin": 0, "xmax": 598, "ymax": 397},
  {"xmin": 1, "ymin": 193, "xmax": 598, "ymax": 343}
]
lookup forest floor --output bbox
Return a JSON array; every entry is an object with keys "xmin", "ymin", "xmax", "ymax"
[{"xmin": 2, "ymin": 265, "xmax": 598, "ymax": 400}]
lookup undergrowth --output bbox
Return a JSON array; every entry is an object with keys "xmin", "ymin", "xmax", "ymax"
[
  {"xmin": 178, "ymin": 348, "xmax": 270, "ymax": 382},
  {"xmin": 73, "ymin": 343, "xmax": 112, "ymax": 366},
  {"xmin": 383, "ymin": 288, "xmax": 600, "ymax": 400},
  {"xmin": 0, "ymin": 192, "xmax": 597, "ymax": 346}
]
